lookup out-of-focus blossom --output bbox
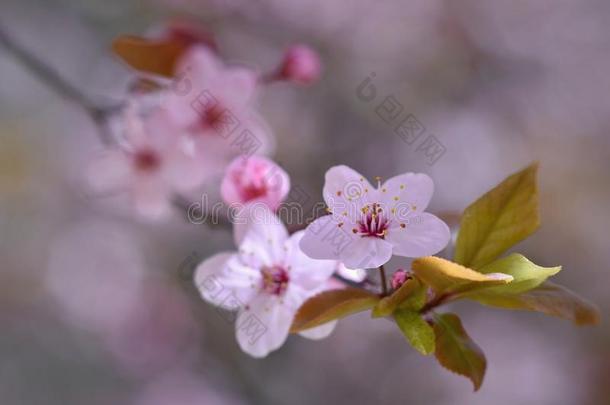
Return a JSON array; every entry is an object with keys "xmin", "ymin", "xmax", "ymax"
[
  {"xmin": 85, "ymin": 102, "xmax": 207, "ymax": 220},
  {"xmin": 276, "ymin": 44, "xmax": 321, "ymax": 85},
  {"xmin": 195, "ymin": 208, "xmax": 338, "ymax": 357},
  {"xmin": 390, "ymin": 269, "xmax": 411, "ymax": 290},
  {"xmin": 220, "ymin": 156, "xmax": 290, "ymax": 211},
  {"xmin": 300, "ymin": 165, "xmax": 450, "ymax": 269},
  {"xmin": 165, "ymin": 45, "xmax": 274, "ymax": 160}
]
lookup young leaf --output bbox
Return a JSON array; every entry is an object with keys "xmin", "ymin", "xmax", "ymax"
[
  {"xmin": 411, "ymin": 256, "xmax": 512, "ymax": 295},
  {"xmin": 372, "ymin": 277, "xmax": 425, "ymax": 318},
  {"xmin": 433, "ymin": 313, "xmax": 486, "ymax": 391},
  {"xmin": 454, "ymin": 163, "xmax": 539, "ymax": 269},
  {"xmin": 470, "ymin": 253, "xmax": 560, "ymax": 295},
  {"xmin": 393, "ymin": 309, "xmax": 435, "ymax": 355},
  {"xmin": 290, "ymin": 288, "xmax": 380, "ymax": 333},
  {"xmin": 112, "ymin": 35, "xmax": 188, "ymax": 77},
  {"xmin": 471, "ymin": 281, "xmax": 600, "ymax": 326}
]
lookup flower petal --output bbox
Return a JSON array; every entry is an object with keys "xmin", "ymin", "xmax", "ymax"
[
  {"xmin": 235, "ymin": 294, "xmax": 295, "ymax": 358},
  {"xmin": 322, "ymin": 165, "xmax": 374, "ymax": 213},
  {"xmin": 299, "ymin": 215, "xmax": 354, "ymax": 262},
  {"xmin": 220, "ymin": 67, "xmax": 258, "ymax": 107},
  {"xmin": 299, "ymin": 320, "xmax": 338, "ymax": 340},
  {"xmin": 378, "ymin": 172, "xmax": 434, "ymax": 215},
  {"xmin": 194, "ymin": 253, "xmax": 261, "ymax": 309},
  {"xmin": 385, "ymin": 212, "xmax": 450, "ymax": 258},
  {"xmin": 341, "ymin": 236, "xmax": 393, "ymax": 269},
  {"xmin": 284, "ymin": 231, "xmax": 337, "ymax": 290},
  {"xmin": 131, "ymin": 177, "xmax": 173, "ymax": 220},
  {"xmin": 234, "ymin": 206, "xmax": 289, "ymax": 266},
  {"xmin": 336, "ymin": 262, "xmax": 367, "ymax": 282}
]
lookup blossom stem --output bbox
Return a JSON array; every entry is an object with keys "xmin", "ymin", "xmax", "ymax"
[
  {"xmin": 419, "ymin": 292, "xmax": 453, "ymax": 314},
  {"xmin": 0, "ymin": 23, "xmax": 118, "ymax": 144},
  {"xmin": 378, "ymin": 265, "xmax": 388, "ymax": 296}
]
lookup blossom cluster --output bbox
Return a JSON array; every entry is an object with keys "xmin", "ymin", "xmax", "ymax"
[{"xmin": 81, "ymin": 23, "xmax": 598, "ymax": 387}]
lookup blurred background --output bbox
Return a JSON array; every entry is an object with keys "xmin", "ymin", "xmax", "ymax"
[{"xmin": 1, "ymin": 0, "xmax": 609, "ymax": 404}]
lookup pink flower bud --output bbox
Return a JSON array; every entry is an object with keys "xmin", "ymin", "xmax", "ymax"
[
  {"xmin": 221, "ymin": 156, "xmax": 290, "ymax": 211},
  {"xmin": 278, "ymin": 44, "xmax": 321, "ymax": 85},
  {"xmin": 391, "ymin": 269, "xmax": 412, "ymax": 290}
]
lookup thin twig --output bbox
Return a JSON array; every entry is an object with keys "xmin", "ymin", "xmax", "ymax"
[
  {"xmin": 378, "ymin": 265, "xmax": 388, "ymax": 296},
  {"xmin": 0, "ymin": 23, "xmax": 118, "ymax": 144}
]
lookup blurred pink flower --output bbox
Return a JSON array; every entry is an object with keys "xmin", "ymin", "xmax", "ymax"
[
  {"xmin": 165, "ymin": 45, "xmax": 274, "ymax": 161},
  {"xmin": 194, "ymin": 208, "xmax": 338, "ymax": 357},
  {"xmin": 300, "ymin": 165, "xmax": 450, "ymax": 269},
  {"xmin": 86, "ymin": 102, "xmax": 208, "ymax": 220},
  {"xmin": 277, "ymin": 44, "xmax": 321, "ymax": 85},
  {"xmin": 220, "ymin": 156, "xmax": 290, "ymax": 211}
]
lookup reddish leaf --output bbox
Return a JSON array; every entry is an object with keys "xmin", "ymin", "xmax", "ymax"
[
  {"xmin": 433, "ymin": 313, "xmax": 487, "ymax": 391},
  {"xmin": 290, "ymin": 287, "xmax": 379, "ymax": 333},
  {"xmin": 112, "ymin": 35, "xmax": 189, "ymax": 77}
]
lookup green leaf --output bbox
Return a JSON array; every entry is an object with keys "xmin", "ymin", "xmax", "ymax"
[
  {"xmin": 393, "ymin": 310, "xmax": 435, "ymax": 355},
  {"xmin": 411, "ymin": 256, "xmax": 513, "ymax": 295},
  {"xmin": 290, "ymin": 288, "xmax": 380, "ymax": 333},
  {"xmin": 433, "ymin": 313, "xmax": 487, "ymax": 391},
  {"xmin": 372, "ymin": 277, "xmax": 426, "ymax": 318},
  {"xmin": 454, "ymin": 163, "xmax": 540, "ymax": 269},
  {"xmin": 112, "ymin": 35, "xmax": 188, "ymax": 77},
  {"xmin": 471, "ymin": 281, "xmax": 600, "ymax": 326},
  {"xmin": 468, "ymin": 253, "xmax": 560, "ymax": 296}
]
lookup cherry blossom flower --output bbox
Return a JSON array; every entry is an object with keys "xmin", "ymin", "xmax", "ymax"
[
  {"xmin": 276, "ymin": 44, "xmax": 322, "ymax": 85},
  {"xmin": 86, "ymin": 103, "xmax": 208, "ymax": 220},
  {"xmin": 165, "ymin": 45, "xmax": 274, "ymax": 161},
  {"xmin": 194, "ymin": 209, "xmax": 338, "ymax": 357},
  {"xmin": 220, "ymin": 156, "xmax": 290, "ymax": 211},
  {"xmin": 300, "ymin": 165, "xmax": 451, "ymax": 269}
]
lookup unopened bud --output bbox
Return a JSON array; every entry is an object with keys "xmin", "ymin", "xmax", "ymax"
[
  {"xmin": 390, "ymin": 269, "xmax": 412, "ymax": 290},
  {"xmin": 278, "ymin": 44, "xmax": 321, "ymax": 85}
]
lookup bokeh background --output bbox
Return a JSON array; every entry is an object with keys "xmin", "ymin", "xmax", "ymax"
[{"xmin": 1, "ymin": 0, "xmax": 609, "ymax": 404}]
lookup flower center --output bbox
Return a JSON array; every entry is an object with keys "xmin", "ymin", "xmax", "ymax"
[
  {"xmin": 260, "ymin": 265, "xmax": 290, "ymax": 296},
  {"xmin": 241, "ymin": 182, "xmax": 268, "ymax": 201},
  {"xmin": 133, "ymin": 149, "xmax": 161, "ymax": 172},
  {"xmin": 201, "ymin": 103, "xmax": 226, "ymax": 130},
  {"xmin": 354, "ymin": 203, "xmax": 390, "ymax": 238}
]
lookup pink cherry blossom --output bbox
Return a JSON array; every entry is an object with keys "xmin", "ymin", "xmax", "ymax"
[
  {"xmin": 194, "ymin": 208, "xmax": 338, "ymax": 357},
  {"xmin": 299, "ymin": 165, "xmax": 451, "ymax": 269},
  {"xmin": 220, "ymin": 156, "xmax": 290, "ymax": 211},
  {"xmin": 86, "ymin": 101, "xmax": 208, "ymax": 220},
  {"xmin": 164, "ymin": 45, "xmax": 274, "ymax": 161},
  {"xmin": 277, "ymin": 44, "xmax": 321, "ymax": 85}
]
